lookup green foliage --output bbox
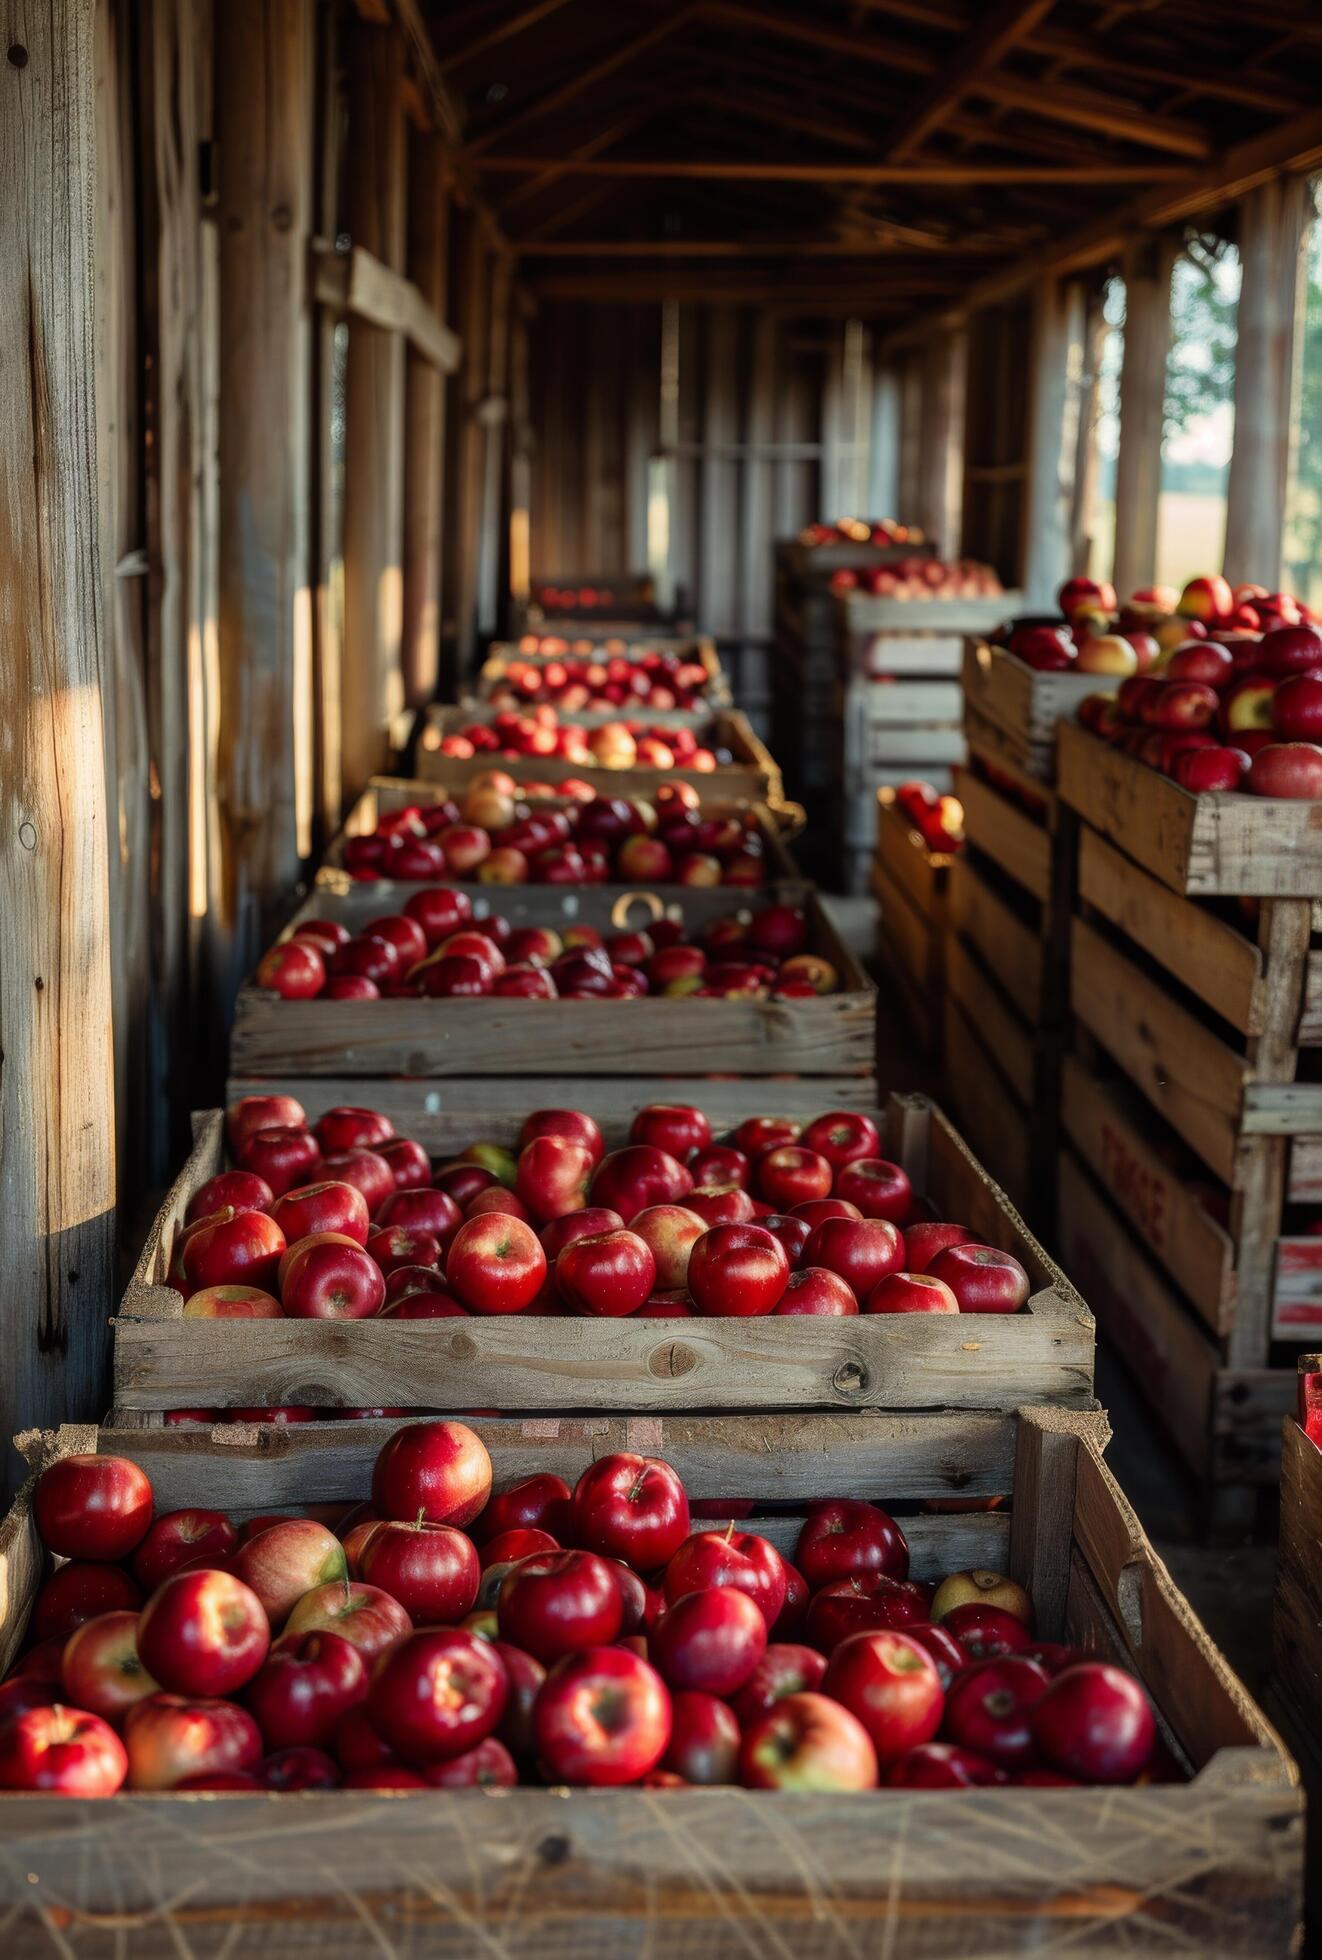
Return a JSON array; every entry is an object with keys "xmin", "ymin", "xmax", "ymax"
[
  {"xmin": 1284, "ymin": 191, "xmax": 1322, "ymax": 599},
  {"xmin": 1163, "ymin": 235, "xmax": 1239, "ymax": 449}
]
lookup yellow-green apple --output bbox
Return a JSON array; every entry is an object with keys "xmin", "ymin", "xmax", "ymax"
[{"xmin": 1074, "ymin": 634, "xmax": 1136, "ymax": 677}]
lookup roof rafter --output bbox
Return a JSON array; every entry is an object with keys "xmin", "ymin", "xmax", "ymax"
[{"xmin": 885, "ymin": 0, "xmax": 1057, "ymax": 161}]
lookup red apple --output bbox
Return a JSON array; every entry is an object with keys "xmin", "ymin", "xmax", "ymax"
[
  {"xmin": 651, "ymin": 1586, "xmax": 767, "ymax": 1696},
  {"xmin": 358, "ymin": 1520, "xmax": 480, "ymax": 1624},
  {"xmin": 257, "ymin": 938, "xmax": 326, "ymax": 999},
  {"xmin": 629, "ymin": 1103, "xmax": 712, "ymax": 1160},
  {"xmin": 535, "ymin": 1645, "xmax": 671, "ymax": 1786},
  {"xmin": 822, "ymin": 1628, "xmax": 944, "ymax": 1764},
  {"xmin": 1031, "ymin": 1661, "xmax": 1156, "ymax": 1783},
  {"xmin": 179, "ymin": 1208, "xmax": 287, "ymax": 1294},
  {"xmin": 446, "ymin": 1214, "xmax": 547, "ymax": 1314},
  {"xmin": 571, "ymin": 1453, "xmax": 690, "ymax": 1570},
  {"xmin": 930, "ymin": 1568, "xmax": 1034, "ymax": 1626},
  {"xmin": 244, "ymin": 1631, "xmax": 368, "ymax": 1750},
  {"xmin": 271, "ymin": 1179, "xmax": 370, "ymax": 1248},
  {"xmin": 320, "ymin": 1148, "xmax": 396, "ymax": 1215},
  {"xmin": 377, "ymin": 1137, "xmax": 433, "ymax": 1191},
  {"xmin": 228, "ymin": 1094, "xmax": 306, "ymax": 1153},
  {"xmin": 61, "ymin": 1611, "xmax": 160, "ymax": 1721},
  {"xmin": 232, "ymin": 1519, "xmax": 348, "ymax": 1628},
  {"xmin": 756, "ymin": 1145, "xmax": 834, "ymax": 1209},
  {"xmin": 686, "ymin": 1223, "xmax": 789, "ymax": 1316},
  {"xmin": 902, "ymin": 1221, "xmax": 976, "ymax": 1272},
  {"xmin": 132, "ymin": 1510, "xmax": 238, "ymax": 1590},
  {"xmin": 421, "ymin": 1736, "xmax": 518, "ymax": 1788},
  {"xmin": 804, "ymin": 1574, "xmax": 930, "ymax": 1652},
  {"xmin": 34, "ymin": 1453, "xmax": 153, "ymax": 1562},
  {"xmin": 886, "ymin": 1740, "xmax": 1003, "ymax": 1788},
  {"xmin": 365, "ymin": 1225, "xmax": 442, "ymax": 1278},
  {"xmin": 927, "ymin": 1243, "xmax": 1030, "ymax": 1313},
  {"xmin": 137, "ymin": 1570, "xmax": 269, "ymax": 1697},
  {"xmin": 369, "ymin": 1629, "xmax": 507, "ymax": 1765},
  {"xmin": 539, "ymin": 1206, "xmax": 625, "ymax": 1264},
  {"xmin": 474, "ymin": 1474, "xmax": 572, "ymax": 1545},
  {"xmin": 0, "ymin": 1704, "xmax": 127, "ymax": 1796},
  {"xmin": 515, "ymin": 1134, "xmax": 596, "ymax": 1223},
  {"xmin": 799, "ymin": 1111, "xmax": 881, "ymax": 1170},
  {"xmin": 797, "ymin": 1498, "xmax": 909, "ymax": 1590},
  {"xmin": 740, "ymin": 1690, "xmax": 877, "ymax": 1790},
  {"xmin": 372, "ymin": 1419, "xmax": 493, "ymax": 1527},
  {"xmin": 1257, "ymin": 623, "xmax": 1322, "ymax": 678},
  {"xmin": 518, "ymin": 1107, "xmax": 605, "ymax": 1166},
  {"xmin": 945, "ymin": 1655, "xmax": 1049, "ymax": 1768},
  {"xmin": 733, "ymin": 1643, "xmax": 827, "ymax": 1724},
  {"xmin": 687, "ymin": 1144, "xmax": 750, "ymax": 1189},
  {"xmin": 774, "ymin": 1267, "xmax": 858, "ymax": 1315},
  {"xmin": 801, "ymin": 1216, "xmax": 903, "ymax": 1299},
  {"xmin": 283, "ymin": 1582, "xmax": 412, "ymax": 1659},
  {"xmin": 590, "ymin": 1144, "xmax": 693, "ymax": 1221},
  {"xmin": 280, "ymin": 1237, "xmax": 385, "ymax": 1320},
  {"xmin": 663, "ymin": 1530, "xmax": 787, "ymax": 1628},
  {"xmin": 662, "ymin": 1689, "xmax": 740, "ymax": 1784},
  {"xmin": 626, "ymin": 1203, "xmax": 706, "ymax": 1290},
  {"xmin": 941, "ymin": 1602, "xmax": 1032, "ymax": 1659},
  {"xmin": 314, "ymin": 1105, "xmax": 394, "ymax": 1156},
  {"xmin": 867, "ymin": 1271, "xmax": 959, "ymax": 1314},
  {"xmin": 834, "ymin": 1158, "xmax": 913, "ymax": 1222},
  {"xmin": 686, "ymin": 1184, "xmax": 756, "ymax": 1227},
  {"xmin": 496, "ymin": 1550, "xmax": 623, "ymax": 1663},
  {"xmin": 186, "ymin": 1168, "xmax": 274, "ymax": 1222},
  {"xmin": 375, "ymin": 1187, "xmax": 464, "ymax": 1247},
  {"xmin": 1247, "ymin": 741, "xmax": 1322, "ymax": 799},
  {"xmin": 31, "ymin": 1563, "xmax": 142, "ymax": 1642}
]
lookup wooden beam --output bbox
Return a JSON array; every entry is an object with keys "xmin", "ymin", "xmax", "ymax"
[
  {"xmin": 0, "ymin": 0, "xmax": 117, "ymax": 1493},
  {"xmin": 703, "ymin": 1, "xmax": 934, "ymax": 76},
  {"xmin": 1112, "ymin": 234, "xmax": 1177, "ymax": 598},
  {"xmin": 216, "ymin": 0, "xmax": 313, "ymax": 971},
  {"xmin": 441, "ymin": 0, "xmax": 574, "ymax": 69},
  {"xmin": 478, "ymin": 158, "xmax": 1188, "ymax": 183},
  {"xmin": 310, "ymin": 0, "xmax": 343, "ymax": 837},
  {"xmin": 1026, "ymin": 27, "xmax": 1309, "ymax": 114},
  {"xmin": 402, "ymin": 134, "xmax": 450, "ymax": 711},
  {"xmin": 497, "ymin": 101, "xmax": 674, "ymax": 212},
  {"xmin": 466, "ymin": 7, "xmax": 700, "ymax": 157},
  {"xmin": 341, "ymin": 21, "xmax": 407, "ymax": 800},
  {"xmin": 974, "ymin": 74, "xmax": 1211, "ymax": 160},
  {"xmin": 514, "ymin": 237, "xmax": 984, "ymax": 257},
  {"xmin": 886, "ymin": 0, "xmax": 1057, "ymax": 162},
  {"xmin": 1020, "ymin": 277, "xmax": 1087, "ymax": 607},
  {"xmin": 453, "ymin": 213, "xmax": 491, "ymax": 668},
  {"xmin": 311, "ymin": 242, "xmax": 460, "ymax": 371},
  {"xmin": 380, "ymin": 0, "xmax": 462, "ymax": 143}
]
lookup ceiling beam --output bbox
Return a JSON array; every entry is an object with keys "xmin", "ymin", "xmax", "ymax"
[
  {"xmin": 440, "ymin": 0, "xmax": 575, "ymax": 71},
  {"xmin": 475, "ymin": 158, "xmax": 1191, "ymax": 184},
  {"xmin": 513, "ymin": 237, "xmax": 999, "ymax": 257},
  {"xmin": 701, "ymin": 1, "xmax": 934, "ymax": 75},
  {"xmin": 380, "ymin": 0, "xmax": 463, "ymax": 144},
  {"xmin": 496, "ymin": 100, "xmax": 675, "ymax": 211},
  {"xmin": 466, "ymin": 7, "xmax": 699, "ymax": 155},
  {"xmin": 973, "ymin": 74, "xmax": 1212, "ymax": 158},
  {"xmin": 1025, "ymin": 26, "xmax": 1310, "ymax": 112},
  {"xmin": 885, "ymin": 0, "xmax": 1057, "ymax": 161}
]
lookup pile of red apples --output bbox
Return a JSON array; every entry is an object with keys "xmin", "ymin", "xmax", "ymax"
[
  {"xmin": 0, "ymin": 1426, "xmax": 1163, "ymax": 1796},
  {"xmin": 172, "ymin": 1095, "xmax": 1033, "ymax": 1333},
  {"xmin": 894, "ymin": 781, "xmax": 964, "ymax": 855},
  {"xmin": 256, "ymin": 896, "xmax": 840, "ymax": 1003},
  {"xmin": 434, "ymin": 707, "xmax": 728, "ymax": 772},
  {"xmin": 995, "ymin": 573, "xmax": 1322, "ymax": 797},
  {"xmin": 798, "ymin": 517, "xmax": 925, "ymax": 548},
  {"xmin": 486, "ymin": 648, "xmax": 714, "ymax": 714},
  {"xmin": 338, "ymin": 778, "xmax": 765, "ymax": 890},
  {"xmin": 829, "ymin": 557, "xmax": 1002, "ymax": 601}
]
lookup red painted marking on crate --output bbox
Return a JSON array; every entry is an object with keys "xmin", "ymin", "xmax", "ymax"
[{"xmin": 1098, "ymin": 1120, "xmax": 1169, "ymax": 1255}]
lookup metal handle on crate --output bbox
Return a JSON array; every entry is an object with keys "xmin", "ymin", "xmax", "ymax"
[
  {"xmin": 767, "ymin": 799, "xmax": 807, "ymax": 842},
  {"xmin": 610, "ymin": 889, "xmax": 675, "ymax": 929}
]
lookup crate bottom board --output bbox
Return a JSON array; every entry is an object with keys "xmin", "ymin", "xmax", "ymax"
[{"xmin": 1056, "ymin": 1150, "xmax": 1294, "ymax": 1492}]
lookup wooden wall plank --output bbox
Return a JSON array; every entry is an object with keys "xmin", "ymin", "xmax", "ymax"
[
  {"xmin": 401, "ymin": 133, "xmax": 449, "ymax": 710},
  {"xmin": 1021, "ymin": 275, "xmax": 1085, "ymax": 607},
  {"xmin": 1112, "ymin": 233, "xmax": 1176, "ymax": 598},
  {"xmin": 341, "ymin": 18, "xmax": 406, "ymax": 795},
  {"xmin": 310, "ymin": 0, "xmax": 344, "ymax": 837},
  {"xmin": 1223, "ymin": 176, "xmax": 1308, "ymax": 589},
  {"xmin": 0, "ymin": 0, "xmax": 117, "ymax": 1492},
  {"xmin": 216, "ymin": 0, "xmax": 313, "ymax": 971}
]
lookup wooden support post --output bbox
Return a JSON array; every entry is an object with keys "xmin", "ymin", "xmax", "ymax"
[
  {"xmin": 508, "ymin": 299, "xmax": 533, "ymax": 606},
  {"xmin": 700, "ymin": 307, "xmax": 740, "ymax": 638},
  {"xmin": 0, "ymin": 0, "xmax": 117, "ymax": 1491},
  {"xmin": 1069, "ymin": 288, "xmax": 1107, "ymax": 577},
  {"xmin": 454, "ymin": 213, "xmax": 489, "ymax": 670},
  {"xmin": 310, "ymin": 0, "xmax": 343, "ymax": 837},
  {"xmin": 916, "ymin": 327, "xmax": 965, "ymax": 556},
  {"xmin": 216, "ymin": 0, "xmax": 313, "ymax": 971},
  {"xmin": 402, "ymin": 133, "xmax": 449, "ymax": 711},
  {"xmin": 1224, "ymin": 177, "xmax": 1308, "ymax": 589},
  {"xmin": 869, "ymin": 364, "xmax": 902, "ymax": 520},
  {"xmin": 1112, "ymin": 234, "xmax": 1175, "ymax": 599},
  {"xmin": 477, "ymin": 250, "xmax": 511, "ymax": 641},
  {"xmin": 341, "ymin": 20, "xmax": 406, "ymax": 797},
  {"xmin": 1021, "ymin": 276, "xmax": 1087, "ymax": 608}
]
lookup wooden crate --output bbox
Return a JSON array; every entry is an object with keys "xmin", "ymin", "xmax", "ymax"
[
  {"xmin": 231, "ymin": 889, "xmax": 875, "ymax": 1081},
  {"xmin": 470, "ymin": 637, "xmax": 733, "ymax": 715},
  {"xmin": 870, "ymin": 789, "xmax": 954, "ymax": 1059},
  {"xmin": 317, "ymin": 778, "xmax": 805, "ymax": 903},
  {"xmin": 417, "ymin": 706, "xmax": 783, "ymax": 804},
  {"xmin": 962, "ymin": 638, "xmax": 1100, "ymax": 782},
  {"xmin": 1273, "ymin": 1358, "xmax": 1322, "ymax": 1736},
  {"xmin": 775, "ymin": 535, "xmax": 937, "ymax": 579},
  {"xmin": 113, "ymin": 1091, "xmax": 1092, "ymax": 1418},
  {"xmin": 836, "ymin": 591, "xmax": 1019, "ymax": 685},
  {"xmin": 1058, "ymin": 718, "xmax": 1322, "ymax": 899},
  {"xmin": 941, "ymin": 993, "xmax": 1035, "ymax": 1221},
  {"xmin": 0, "ymin": 1407, "xmax": 1300, "ymax": 1956}
]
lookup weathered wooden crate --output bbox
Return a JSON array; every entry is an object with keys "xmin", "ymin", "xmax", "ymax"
[
  {"xmin": 962, "ymin": 638, "xmax": 1100, "ymax": 782},
  {"xmin": 775, "ymin": 535, "xmax": 936, "ymax": 580},
  {"xmin": 836, "ymin": 592, "xmax": 1020, "ymax": 685},
  {"xmin": 1273, "ymin": 1357, "xmax": 1322, "ymax": 1734},
  {"xmin": 470, "ymin": 637, "xmax": 733, "ymax": 716},
  {"xmin": 112, "ymin": 1092, "xmax": 1093, "ymax": 1419},
  {"xmin": 232, "ymin": 888, "xmax": 875, "ymax": 1081},
  {"xmin": 942, "ymin": 737, "xmax": 1077, "ymax": 1239},
  {"xmin": 870, "ymin": 790, "xmax": 954, "ymax": 1060},
  {"xmin": 1058, "ymin": 718, "xmax": 1322, "ymax": 899},
  {"xmin": 317, "ymin": 777, "xmax": 805, "ymax": 901},
  {"xmin": 941, "ymin": 993, "xmax": 1036, "ymax": 1221},
  {"xmin": 0, "ymin": 1406, "xmax": 1300, "ymax": 1957},
  {"xmin": 417, "ymin": 706, "xmax": 783, "ymax": 804}
]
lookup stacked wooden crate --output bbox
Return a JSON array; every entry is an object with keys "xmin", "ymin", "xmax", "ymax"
[
  {"xmin": 832, "ymin": 595, "xmax": 1019, "ymax": 892},
  {"xmin": 870, "ymin": 787, "xmax": 955, "ymax": 1060},
  {"xmin": 1055, "ymin": 719, "xmax": 1322, "ymax": 1531},
  {"xmin": 940, "ymin": 639, "xmax": 1095, "ymax": 1222},
  {"xmin": 470, "ymin": 637, "xmax": 734, "ymax": 714},
  {"xmin": 1274, "ymin": 1355, "xmax": 1322, "ymax": 1939}
]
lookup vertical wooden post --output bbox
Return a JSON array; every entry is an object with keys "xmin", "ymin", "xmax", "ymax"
[
  {"xmin": 477, "ymin": 248, "xmax": 512, "ymax": 641},
  {"xmin": 1113, "ymin": 234, "xmax": 1175, "ymax": 599},
  {"xmin": 508, "ymin": 297, "xmax": 533, "ymax": 607},
  {"xmin": 0, "ymin": 0, "xmax": 117, "ymax": 1490},
  {"xmin": 700, "ymin": 306, "xmax": 740, "ymax": 638},
  {"xmin": 1069, "ymin": 288, "xmax": 1107, "ymax": 577},
  {"xmin": 341, "ymin": 20, "xmax": 406, "ymax": 795},
  {"xmin": 310, "ymin": 0, "xmax": 344, "ymax": 837},
  {"xmin": 897, "ymin": 353, "xmax": 924, "ymax": 529},
  {"xmin": 1021, "ymin": 276, "xmax": 1086, "ymax": 608},
  {"xmin": 869, "ymin": 364, "xmax": 901, "ymax": 520},
  {"xmin": 1224, "ymin": 177, "xmax": 1308, "ymax": 589},
  {"xmin": 916, "ymin": 327, "xmax": 965, "ymax": 555},
  {"xmin": 216, "ymin": 0, "xmax": 313, "ymax": 971},
  {"xmin": 454, "ymin": 211, "xmax": 489, "ymax": 669},
  {"xmin": 402, "ymin": 132, "xmax": 449, "ymax": 711}
]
